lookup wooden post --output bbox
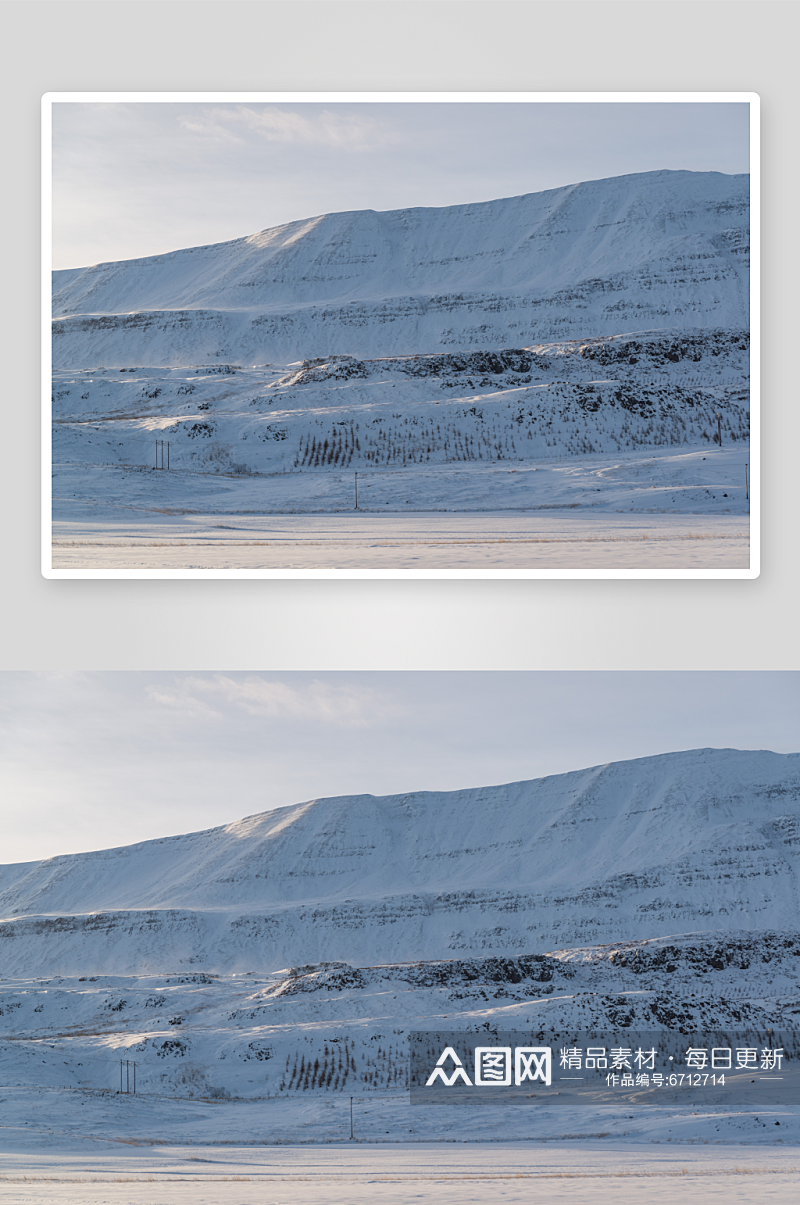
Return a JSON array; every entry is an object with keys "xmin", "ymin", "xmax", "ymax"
[{"xmin": 745, "ymin": 463, "xmax": 749, "ymax": 501}]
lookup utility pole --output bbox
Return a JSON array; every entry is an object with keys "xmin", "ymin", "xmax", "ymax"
[
  {"xmin": 350, "ymin": 1096, "xmax": 354, "ymax": 1140},
  {"xmin": 745, "ymin": 463, "xmax": 749, "ymax": 501},
  {"xmin": 354, "ymin": 472, "xmax": 358, "ymax": 510},
  {"xmin": 716, "ymin": 412, "xmax": 722, "ymax": 447},
  {"xmin": 119, "ymin": 1058, "xmax": 137, "ymax": 1093}
]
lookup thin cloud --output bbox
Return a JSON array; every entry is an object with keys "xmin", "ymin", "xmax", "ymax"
[
  {"xmin": 177, "ymin": 116, "xmax": 246, "ymax": 146},
  {"xmin": 148, "ymin": 674, "xmax": 391, "ymax": 727},
  {"xmin": 145, "ymin": 686, "xmax": 223, "ymax": 720},
  {"xmin": 180, "ymin": 105, "xmax": 392, "ymax": 151}
]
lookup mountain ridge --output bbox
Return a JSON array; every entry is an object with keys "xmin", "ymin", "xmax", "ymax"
[
  {"xmin": 51, "ymin": 170, "xmax": 749, "ymax": 367},
  {"xmin": 1, "ymin": 749, "xmax": 795, "ymax": 975}
]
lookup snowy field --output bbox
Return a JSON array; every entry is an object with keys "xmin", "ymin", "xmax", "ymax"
[
  {"xmin": 1, "ymin": 1150, "xmax": 798, "ymax": 1205},
  {"xmin": 50, "ymin": 513, "xmax": 748, "ymax": 572},
  {"xmin": 3, "ymin": 1113, "xmax": 795, "ymax": 1200},
  {"xmin": 2, "ymin": 1090, "xmax": 799, "ymax": 1205},
  {"xmin": 49, "ymin": 448, "xmax": 751, "ymax": 573}
]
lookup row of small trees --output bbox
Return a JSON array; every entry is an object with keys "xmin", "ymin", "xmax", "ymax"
[
  {"xmin": 279, "ymin": 1039, "xmax": 408, "ymax": 1092},
  {"xmin": 284, "ymin": 396, "xmax": 748, "ymax": 470},
  {"xmin": 296, "ymin": 424, "xmax": 361, "ymax": 468}
]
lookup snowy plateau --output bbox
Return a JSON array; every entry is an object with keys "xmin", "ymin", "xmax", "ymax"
[
  {"xmin": 2, "ymin": 747, "xmax": 799, "ymax": 1190},
  {"xmin": 50, "ymin": 170, "xmax": 752, "ymax": 572}
]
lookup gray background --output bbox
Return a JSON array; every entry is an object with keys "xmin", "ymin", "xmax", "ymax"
[{"xmin": 2, "ymin": 0, "xmax": 797, "ymax": 670}]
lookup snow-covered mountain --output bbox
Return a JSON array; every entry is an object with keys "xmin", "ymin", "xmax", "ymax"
[
  {"xmin": 1, "ymin": 749, "xmax": 795, "ymax": 977},
  {"xmin": 50, "ymin": 172, "xmax": 751, "ymax": 546},
  {"xmin": 52, "ymin": 170, "xmax": 749, "ymax": 368},
  {"xmin": 3, "ymin": 749, "xmax": 796, "ymax": 1125}
]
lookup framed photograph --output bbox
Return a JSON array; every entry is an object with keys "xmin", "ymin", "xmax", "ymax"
[{"xmin": 43, "ymin": 92, "xmax": 758, "ymax": 579}]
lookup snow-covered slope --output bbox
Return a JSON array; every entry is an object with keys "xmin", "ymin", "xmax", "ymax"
[
  {"xmin": 52, "ymin": 171, "xmax": 749, "ymax": 367},
  {"xmin": 51, "ymin": 329, "xmax": 750, "ymax": 482},
  {"xmin": 2, "ymin": 931, "xmax": 799, "ymax": 1110},
  {"xmin": 0, "ymin": 749, "xmax": 795, "ymax": 976}
]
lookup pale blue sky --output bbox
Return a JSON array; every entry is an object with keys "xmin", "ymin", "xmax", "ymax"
[
  {"xmin": 1, "ymin": 671, "xmax": 794, "ymax": 864},
  {"xmin": 52, "ymin": 99, "xmax": 751, "ymax": 270}
]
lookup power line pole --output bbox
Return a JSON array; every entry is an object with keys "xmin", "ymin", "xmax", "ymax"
[
  {"xmin": 119, "ymin": 1058, "xmax": 138, "ymax": 1093},
  {"xmin": 154, "ymin": 440, "xmax": 171, "ymax": 470},
  {"xmin": 350, "ymin": 1095, "xmax": 354, "ymax": 1140},
  {"xmin": 354, "ymin": 472, "xmax": 358, "ymax": 510},
  {"xmin": 716, "ymin": 412, "xmax": 722, "ymax": 447},
  {"xmin": 745, "ymin": 463, "xmax": 749, "ymax": 501}
]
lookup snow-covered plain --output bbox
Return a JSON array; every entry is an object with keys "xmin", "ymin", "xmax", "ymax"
[
  {"xmin": 51, "ymin": 450, "xmax": 750, "ymax": 571},
  {"xmin": 2, "ymin": 750, "xmax": 797, "ymax": 1195},
  {"xmin": 51, "ymin": 516, "xmax": 748, "ymax": 572},
  {"xmin": 2, "ymin": 1136, "xmax": 798, "ymax": 1205},
  {"xmin": 48, "ymin": 171, "xmax": 752, "ymax": 574}
]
